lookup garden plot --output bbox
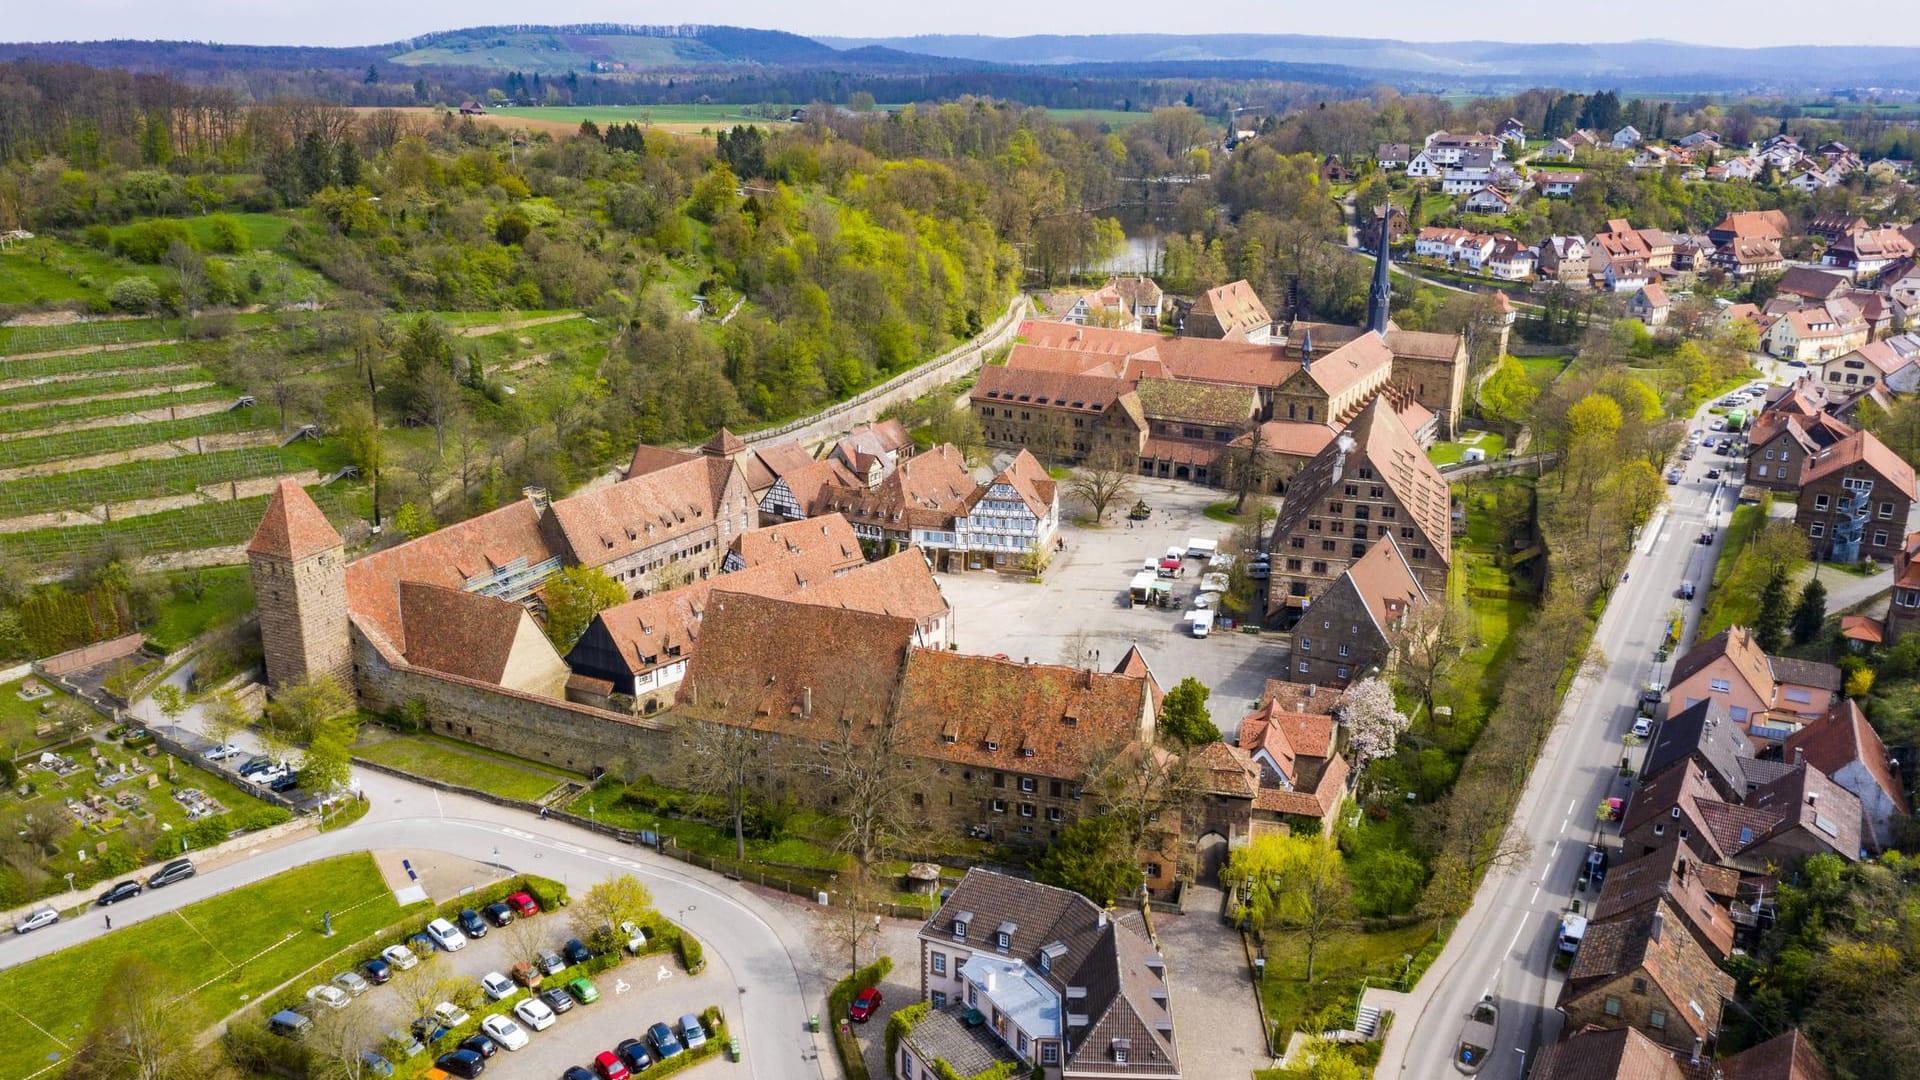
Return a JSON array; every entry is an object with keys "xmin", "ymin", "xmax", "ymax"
[
  {"xmin": 0, "ymin": 386, "xmax": 237, "ymax": 440},
  {"xmin": 0, "ymin": 448, "xmax": 318, "ymax": 530},
  {"xmin": 0, "ymin": 484, "xmax": 350, "ymax": 564}
]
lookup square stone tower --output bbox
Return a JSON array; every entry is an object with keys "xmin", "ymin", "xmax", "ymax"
[{"xmin": 247, "ymin": 480, "xmax": 353, "ymax": 693}]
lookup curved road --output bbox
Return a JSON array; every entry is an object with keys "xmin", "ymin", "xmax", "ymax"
[{"xmin": 6, "ymin": 680, "xmax": 833, "ymax": 1080}]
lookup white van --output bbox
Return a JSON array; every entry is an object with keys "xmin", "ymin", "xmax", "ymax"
[
  {"xmin": 1557, "ymin": 913, "xmax": 1587, "ymax": 954},
  {"xmin": 1185, "ymin": 609, "xmax": 1212, "ymax": 638},
  {"xmin": 1185, "ymin": 538, "xmax": 1219, "ymax": 560}
]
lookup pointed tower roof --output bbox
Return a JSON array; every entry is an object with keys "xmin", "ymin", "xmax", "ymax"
[
  {"xmin": 700, "ymin": 427, "xmax": 749, "ymax": 458},
  {"xmin": 1367, "ymin": 205, "xmax": 1393, "ymax": 334},
  {"xmin": 247, "ymin": 480, "xmax": 341, "ymax": 560}
]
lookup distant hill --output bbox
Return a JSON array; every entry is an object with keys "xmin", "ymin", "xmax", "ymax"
[
  {"xmin": 389, "ymin": 24, "xmax": 844, "ymax": 74},
  {"xmin": 815, "ymin": 32, "xmax": 1920, "ymax": 90}
]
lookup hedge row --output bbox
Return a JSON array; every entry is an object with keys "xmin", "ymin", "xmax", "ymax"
[{"xmin": 828, "ymin": 955, "xmax": 893, "ymax": 1080}]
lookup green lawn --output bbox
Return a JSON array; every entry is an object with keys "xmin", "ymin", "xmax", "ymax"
[
  {"xmin": 568, "ymin": 779, "xmax": 853, "ymax": 873},
  {"xmin": 143, "ymin": 566, "xmax": 256, "ymax": 652},
  {"xmin": 354, "ymin": 732, "xmax": 582, "ymax": 803},
  {"xmin": 1259, "ymin": 921, "xmax": 1439, "ymax": 1040},
  {"xmin": 0, "ymin": 854, "xmax": 415, "ymax": 1078},
  {"xmin": 1427, "ymin": 431, "xmax": 1507, "ymax": 467},
  {"xmin": 0, "ymin": 238, "xmax": 167, "ymax": 306},
  {"xmin": 1702, "ymin": 503, "xmax": 1770, "ymax": 635},
  {"xmin": 0, "ymin": 675, "xmax": 81, "ymax": 758},
  {"xmin": 1515, "ymin": 354, "xmax": 1571, "ymax": 380}
]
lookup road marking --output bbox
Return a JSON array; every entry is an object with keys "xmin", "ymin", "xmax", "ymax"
[
  {"xmin": 1505, "ymin": 923, "xmax": 1525, "ymax": 956},
  {"xmin": 1529, "ymin": 885, "xmax": 1540, "ymax": 904},
  {"xmin": 1566, "ymin": 799, "xmax": 1576, "ymax": 817}
]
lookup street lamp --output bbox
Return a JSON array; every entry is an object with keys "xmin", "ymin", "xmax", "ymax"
[{"xmin": 64, "ymin": 872, "xmax": 75, "ymax": 895}]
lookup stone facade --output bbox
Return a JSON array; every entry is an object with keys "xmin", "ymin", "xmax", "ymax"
[{"xmin": 251, "ymin": 543, "xmax": 353, "ymax": 692}]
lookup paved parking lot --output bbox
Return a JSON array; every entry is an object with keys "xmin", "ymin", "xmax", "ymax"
[
  {"xmin": 942, "ymin": 477, "xmax": 1288, "ymax": 737},
  {"xmin": 298, "ymin": 905, "xmax": 734, "ymax": 1079}
]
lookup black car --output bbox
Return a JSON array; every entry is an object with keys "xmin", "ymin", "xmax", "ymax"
[
  {"xmin": 146, "ymin": 858, "xmax": 195, "ymax": 888},
  {"xmin": 412, "ymin": 1017, "xmax": 449, "ymax": 1044},
  {"xmin": 268, "ymin": 772, "xmax": 300, "ymax": 793},
  {"xmin": 482, "ymin": 902, "xmax": 514, "ymax": 927},
  {"xmin": 1706, "ymin": 468, "xmax": 1721, "ymax": 480},
  {"xmin": 563, "ymin": 1069, "xmax": 597, "ymax": 1080},
  {"xmin": 540, "ymin": 987, "xmax": 576, "ymax": 1014},
  {"xmin": 562, "ymin": 938, "xmax": 593, "ymax": 966},
  {"xmin": 615, "ymin": 1037, "xmax": 655, "ymax": 1071},
  {"xmin": 96, "ymin": 880, "xmax": 142, "ymax": 906},
  {"xmin": 459, "ymin": 1034, "xmax": 499, "ymax": 1060},
  {"xmin": 435, "ymin": 1049, "xmax": 485, "ymax": 1079},
  {"xmin": 457, "ymin": 909, "xmax": 489, "ymax": 939},
  {"xmin": 361, "ymin": 957, "xmax": 393, "ymax": 985}
]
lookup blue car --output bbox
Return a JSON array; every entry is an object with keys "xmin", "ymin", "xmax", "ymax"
[
  {"xmin": 647, "ymin": 1021, "xmax": 684, "ymax": 1059},
  {"xmin": 359, "ymin": 1050, "xmax": 394, "ymax": 1077}
]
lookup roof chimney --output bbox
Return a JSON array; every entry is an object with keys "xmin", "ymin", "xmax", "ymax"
[
  {"xmin": 1098, "ymin": 909, "xmax": 1110, "ymax": 928},
  {"xmin": 1651, "ymin": 910, "xmax": 1665, "ymax": 942},
  {"xmin": 1793, "ymin": 745, "xmax": 1806, "ymax": 766},
  {"xmin": 1808, "ymin": 792, "xmax": 1819, "ymax": 806},
  {"xmin": 802, "ymin": 686, "xmax": 813, "ymax": 719},
  {"xmin": 1691, "ymin": 1037, "xmax": 1704, "ymax": 1065}
]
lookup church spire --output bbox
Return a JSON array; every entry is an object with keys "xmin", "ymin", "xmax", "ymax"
[{"xmin": 1366, "ymin": 205, "xmax": 1393, "ymax": 335}]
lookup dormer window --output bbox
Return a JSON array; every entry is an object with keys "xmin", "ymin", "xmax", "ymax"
[
  {"xmin": 1112, "ymin": 1039, "xmax": 1130, "ymax": 1064},
  {"xmin": 995, "ymin": 921, "xmax": 1016, "ymax": 952},
  {"xmin": 953, "ymin": 913, "xmax": 971, "ymax": 942},
  {"xmin": 985, "ymin": 741, "xmax": 999, "ymax": 752}
]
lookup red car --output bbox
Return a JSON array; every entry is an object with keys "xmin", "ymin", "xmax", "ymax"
[
  {"xmin": 507, "ymin": 891, "xmax": 540, "ymax": 918},
  {"xmin": 593, "ymin": 1050, "xmax": 630, "ymax": 1080},
  {"xmin": 1605, "ymin": 798, "xmax": 1625, "ymax": 822},
  {"xmin": 849, "ymin": 986, "xmax": 883, "ymax": 1022}
]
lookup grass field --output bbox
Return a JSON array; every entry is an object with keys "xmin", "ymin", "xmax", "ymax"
[
  {"xmin": 143, "ymin": 566, "xmax": 256, "ymax": 652},
  {"xmin": 354, "ymin": 732, "xmax": 582, "ymax": 803},
  {"xmin": 0, "ymin": 675, "xmax": 80, "ymax": 758},
  {"xmin": 0, "ymin": 239, "xmax": 169, "ymax": 307},
  {"xmin": 0, "ymin": 854, "xmax": 416, "ymax": 1079},
  {"xmin": 1259, "ymin": 921, "xmax": 1439, "ymax": 1040},
  {"xmin": 1427, "ymin": 431, "xmax": 1507, "ymax": 467}
]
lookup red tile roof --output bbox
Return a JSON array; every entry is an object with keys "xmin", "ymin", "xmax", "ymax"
[
  {"xmin": 247, "ymin": 479, "xmax": 343, "ymax": 560},
  {"xmin": 1529, "ymin": 1025, "xmax": 1691, "ymax": 1080},
  {"xmin": 1839, "ymin": 614, "xmax": 1884, "ymax": 644},
  {"xmin": 728, "ymin": 514, "xmax": 866, "ymax": 573},
  {"xmin": 397, "ymin": 581, "xmax": 536, "ymax": 684},
  {"xmin": 550, "ymin": 457, "xmax": 741, "ymax": 570},
  {"xmin": 1229, "ymin": 420, "xmax": 1340, "ymax": 458},
  {"xmin": 740, "ymin": 440, "xmax": 818, "ymax": 494},
  {"xmin": 1781, "ymin": 701, "xmax": 1909, "ymax": 817},
  {"xmin": 1590, "ymin": 840, "xmax": 1736, "ymax": 959},
  {"xmin": 896, "ymin": 650, "xmax": 1155, "ymax": 780},
  {"xmin": 627, "ymin": 442, "xmax": 699, "ymax": 478},
  {"xmin": 1189, "ymin": 279, "xmax": 1272, "ymax": 340},
  {"xmin": 1562, "ymin": 902, "xmax": 1735, "ymax": 1043},
  {"xmin": 1718, "ymin": 1029, "xmax": 1835, "ymax": 1080},
  {"xmin": 818, "ymin": 443, "xmax": 976, "ymax": 531},
  {"xmin": 346, "ymin": 498, "xmax": 559, "ymax": 649},
  {"xmin": 1800, "ymin": 429, "xmax": 1918, "ymax": 500},
  {"xmin": 1343, "ymin": 535, "xmax": 1429, "ymax": 632}
]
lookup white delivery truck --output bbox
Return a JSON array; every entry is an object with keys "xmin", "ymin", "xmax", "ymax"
[
  {"xmin": 1185, "ymin": 537, "xmax": 1220, "ymax": 560},
  {"xmin": 1185, "ymin": 609, "xmax": 1213, "ymax": 637}
]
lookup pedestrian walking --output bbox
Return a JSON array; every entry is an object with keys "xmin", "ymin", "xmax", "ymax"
[{"xmin": 104, "ymin": 915, "xmax": 111, "ymax": 930}]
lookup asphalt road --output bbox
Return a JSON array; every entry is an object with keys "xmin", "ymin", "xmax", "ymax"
[
  {"xmin": 2, "ymin": 757, "xmax": 826, "ymax": 1080},
  {"xmin": 1376, "ymin": 408, "xmax": 1736, "ymax": 1079}
]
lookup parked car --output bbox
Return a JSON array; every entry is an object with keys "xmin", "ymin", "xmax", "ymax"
[
  {"xmin": 13, "ymin": 908, "xmax": 59, "ymax": 934},
  {"xmin": 359, "ymin": 1050, "xmax": 394, "ymax": 1077},
  {"xmin": 1632, "ymin": 716, "xmax": 1654, "ymax": 738},
  {"xmin": 1666, "ymin": 468, "xmax": 1682, "ymax": 485},
  {"xmin": 1604, "ymin": 797, "xmax": 1625, "ymax": 822},
  {"xmin": 362, "ymin": 957, "xmax": 394, "ymax": 984},
  {"xmin": 96, "ymin": 880, "xmax": 142, "ymax": 906},
  {"xmin": 562, "ymin": 938, "xmax": 593, "ymax": 966},
  {"xmin": 268, "ymin": 1010, "xmax": 312, "ymax": 1039},
  {"xmin": 458, "ymin": 909, "xmax": 490, "ymax": 939},
  {"xmin": 677, "ymin": 1014, "xmax": 707, "ymax": 1049},
  {"xmin": 510, "ymin": 961, "xmax": 543, "ymax": 990},
  {"xmin": 647, "ymin": 1022, "xmax": 684, "ymax": 1059},
  {"xmin": 540, "ymin": 988, "xmax": 576, "ymax": 1015},
  {"xmin": 202, "ymin": 743, "xmax": 242, "ymax": 762},
  {"xmin": 459, "ymin": 1033, "xmax": 499, "ymax": 1060},
  {"xmin": 425, "ymin": 918, "xmax": 468, "ymax": 953},
  {"xmin": 333, "ymin": 970, "xmax": 372, "ymax": 997},
  {"xmin": 537, "ymin": 948, "xmax": 567, "ymax": 976},
  {"xmin": 614, "ymin": 1038, "xmax": 654, "ymax": 1071},
  {"xmin": 594, "ymin": 1050, "xmax": 631, "ymax": 1080},
  {"xmin": 567, "ymin": 977, "xmax": 600, "ymax": 1005},
  {"xmin": 1455, "ymin": 995, "xmax": 1499, "ymax": 1074},
  {"xmin": 1698, "ymin": 530, "xmax": 1714, "ymax": 545},
  {"xmin": 268, "ymin": 771, "xmax": 301, "ymax": 793},
  {"xmin": 1585, "ymin": 845, "xmax": 1609, "ymax": 888},
  {"xmin": 480, "ymin": 972, "xmax": 515, "ymax": 1001},
  {"xmin": 480, "ymin": 1014, "xmax": 528, "ymax": 1051},
  {"xmin": 506, "ymin": 891, "xmax": 540, "ymax": 918},
  {"xmin": 306, "ymin": 984, "xmax": 351, "ymax": 1010},
  {"xmin": 237, "ymin": 756, "xmax": 276, "ymax": 777},
  {"xmin": 435, "ymin": 1049, "xmax": 485, "ymax": 1079},
  {"xmin": 433, "ymin": 1002, "xmax": 471, "ymax": 1029},
  {"xmin": 512, "ymin": 997, "xmax": 557, "ymax": 1031},
  {"xmin": 383, "ymin": 1027, "xmax": 424, "ymax": 1059},
  {"xmin": 407, "ymin": 931, "xmax": 438, "ymax": 956},
  {"xmin": 619, "ymin": 921, "xmax": 648, "ymax": 955},
  {"xmin": 563, "ymin": 1069, "xmax": 598, "ymax": 1080},
  {"xmin": 382, "ymin": 944, "xmax": 420, "ymax": 971},
  {"xmin": 146, "ymin": 858, "xmax": 195, "ymax": 888},
  {"xmin": 483, "ymin": 902, "xmax": 515, "ymax": 927},
  {"xmin": 411, "ymin": 1017, "xmax": 449, "ymax": 1045},
  {"xmin": 1678, "ymin": 581, "xmax": 1696, "ymax": 600},
  {"xmin": 1705, "ymin": 468, "xmax": 1721, "ymax": 480},
  {"xmin": 848, "ymin": 987, "xmax": 883, "ymax": 1022}
]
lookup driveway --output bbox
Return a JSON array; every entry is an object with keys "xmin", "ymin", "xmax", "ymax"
[
  {"xmin": 1153, "ymin": 885, "xmax": 1272, "ymax": 1079},
  {"xmin": 941, "ymin": 477, "xmax": 1287, "ymax": 737}
]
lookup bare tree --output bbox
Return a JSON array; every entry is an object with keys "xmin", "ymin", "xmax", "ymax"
[
  {"xmin": 673, "ymin": 720, "xmax": 768, "ymax": 862},
  {"xmin": 817, "ymin": 865, "xmax": 888, "ymax": 981},
  {"xmin": 72, "ymin": 955, "xmax": 212, "ymax": 1079},
  {"xmin": 164, "ymin": 240, "xmax": 207, "ymax": 317},
  {"xmin": 1067, "ymin": 446, "xmax": 1136, "ymax": 523},
  {"xmin": 449, "ymin": 410, "xmax": 484, "ymax": 497},
  {"xmin": 1026, "ymin": 411, "xmax": 1075, "ymax": 469},
  {"xmin": 497, "ymin": 917, "xmax": 546, "ymax": 976},
  {"xmin": 1387, "ymin": 600, "xmax": 1471, "ymax": 723},
  {"xmin": 307, "ymin": 998, "xmax": 388, "ymax": 1080},
  {"xmin": 1222, "ymin": 419, "xmax": 1274, "ymax": 513},
  {"xmin": 1085, "ymin": 744, "xmax": 1201, "ymax": 879},
  {"xmin": 391, "ymin": 953, "xmax": 465, "ymax": 1024}
]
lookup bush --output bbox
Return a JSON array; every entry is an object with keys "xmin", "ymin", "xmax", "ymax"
[
  {"xmin": 676, "ymin": 929, "xmax": 706, "ymax": 974},
  {"xmin": 106, "ymin": 276, "xmax": 161, "ymax": 313},
  {"xmin": 114, "ymin": 219, "xmax": 194, "ymax": 263},
  {"xmin": 206, "ymin": 214, "xmax": 251, "ymax": 254},
  {"xmin": 83, "ymin": 223, "xmax": 112, "ymax": 249}
]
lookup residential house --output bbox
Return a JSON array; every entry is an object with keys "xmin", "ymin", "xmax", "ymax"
[
  {"xmin": 1778, "ymin": 700, "xmax": 1910, "ymax": 850},
  {"xmin": 1823, "ymin": 227, "xmax": 1916, "ymax": 277},
  {"xmin": 1192, "ymin": 702, "xmax": 1352, "ymax": 849},
  {"xmin": 1375, "ymin": 143, "xmax": 1411, "ymax": 169},
  {"xmin": 1629, "ymin": 283, "xmax": 1672, "ymax": 327},
  {"xmin": 1317, "ymin": 154, "xmax": 1350, "ymax": 185},
  {"xmin": 1745, "ymin": 408, "xmax": 1854, "ymax": 491},
  {"xmin": 1496, "ymin": 117, "xmax": 1527, "ymax": 145},
  {"xmin": 1708, "ymin": 210, "xmax": 1790, "ymax": 249},
  {"xmin": 829, "ymin": 420, "xmax": 916, "ymax": 481},
  {"xmin": 1533, "ymin": 171, "xmax": 1585, "ymax": 198},
  {"xmin": 1484, "ymin": 236, "xmax": 1535, "ymax": 279},
  {"xmin": 1414, "ymin": 227, "xmax": 1478, "ymax": 261},
  {"xmin": 1112, "ymin": 276, "xmax": 1166, "ymax": 328},
  {"xmin": 1183, "ymin": 280, "xmax": 1273, "ymax": 343},
  {"xmin": 1795, "ymin": 429, "xmax": 1918, "ymax": 564},
  {"xmin": 812, "ymin": 443, "xmax": 979, "ymax": 561},
  {"xmin": 545, "ymin": 453, "xmax": 754, "ymax": 595},
  {"xmin": 1440, "ymin": 148, "xmax": 1501, "ymax": 194},
  {"xmin": 1763, "ymin": 300, "xmax": 1868, "ymax": 363},
  {"xmin": 1356, "ymin": 205, "xmax": 1408, "ymax": 250},
  {"xmin": 1887, "ymin": 532, "xmax": 1920, "ymax": 642},
  {"xmin": 1531, "ymin": 1026, "xmax": 1835, "ymax": 1080},
  {"xmin": 1404, "ymin": 150, "xmax": 1439, "ymax": 178},
  {"xmin": 1604, "ymin": 259, "xmax": 1653, "ymax": 293},
  {"xmin": 1423, "ymin": 130, "xmax": 1502, "ymax": 165},
  {"xmin": 1667, "ymin": 626, "xmax": 1843, "ymax": 739},
  {"xmin": 1266, "ymin": 397, "xmax": 1452, "ymax": 618},
  {"xmin": 1590, "ymin": 840, "xmax": 1739, "ymax": 962},
  {"xmin": 1631, "ymin": 145, "xmax": 1672, "ymax": 170},
  {"xmin": 1788, "ymin": 166, "xmax": 1841, "ymax": 194},
  {"xmin": 1284, "ymin": 535, "xmax": 1426, "ymax": 685},
  {"xmin": 1536, "ymin": 137, "xmax": 1579, "ymax": 162},
  {"xmin": 1642, "ymin": 699, "xmax": 1796, "ymax": 804},
  {"xmin": 1678, "ymin": 129, "xmax": 1722, "ymax": 148},
  {"xmin": 1463, "ymin": 185, "xmax": 1515, "ymax": 214},
  {"xmin": 1820, "ymin": 334, "xmax": 1920, "ymax": 393},
  {"xmin": 893, "ymin": 1005, "xmax": 1019, "ymax": 1080},
  {"xmin": 1621, "ymin": 758, "xmax": 1863, "ymax": 872},
  {"xmin": 1806, "ymin": 212, "xmax": 1868, "ymax": 242},
  {"xmin": 1715, "ymin": 236, "xmax": 1785, "ymax": 278},
  {"xmin": 758, "ymin": 455, "xmax": 864, "ymax": 522},
  {"xmin": 1611, "ymin": 125, "xmax": 1644, "ymax": 149},
  {"xmin": 953, "ymin": 451, "xmax": 1061, "ymax": 572},
  {"xmin": 914, "ymin": 869, "xmax": 1180, "ymax": 1078},
  {"xmin": 1557, "ymin": 903, "xmax": 1734, "ymax": 1052},
  {"xmin": 675, "ymin": 593, "xmax": 1161, "ymax": 847},
  {"xmin": 1775, "ymin": 267, "xmax": 1852, "ymax": 303},
  {"xmin": 1538, "ymin": 235, "xmax": 1591, "ymax": 285}
]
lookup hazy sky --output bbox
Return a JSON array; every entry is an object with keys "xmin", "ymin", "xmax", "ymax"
[{"xmin": 10, "ymin": 0, "xmax": 1917, "ymax": 48}]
